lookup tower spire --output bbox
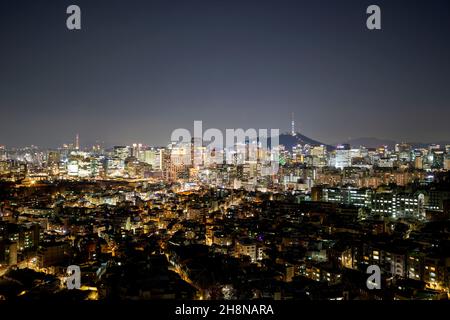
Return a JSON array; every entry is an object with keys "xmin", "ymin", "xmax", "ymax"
[
  {"xmin": 75, "ymin": 133, "xmax": 79, "ymax": 150},
  {"xmin": 291, "ymin": 112, "xmax": 296, "ymax": 136}
]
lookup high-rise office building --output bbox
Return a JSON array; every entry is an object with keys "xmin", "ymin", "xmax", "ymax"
[
  {"xmin": 0, "ymin": 145, "xmax": 6, "ymax": 161},
  {"xmin": 114, "ymin": 146, "xmax": 130, "ymax": 160},
  {"xmin": 335, "ymin": 144, "xmax": 351, "ymax": 169}
]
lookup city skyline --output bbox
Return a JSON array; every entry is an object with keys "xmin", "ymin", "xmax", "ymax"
[
  {"xmin": 1, "ymin": 0, "xmax": 450, "ymax": 148},
  {"xmin": 2, "ymin": 0, "xmax": 450, "ymax": 309},
  {"xmin": 2, "ymin": 128, "xmax": 450, "ymax": 150}
]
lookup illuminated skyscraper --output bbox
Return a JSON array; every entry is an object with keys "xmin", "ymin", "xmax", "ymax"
[
  {"xmin": 113, "ymin": 146, "xmax": 130, "ymax": 160},
  {"xmin": 0, "ymin": 145, "xmax": 6, "ymax": 161},
  {"xmin": 335, "ymin": 144, "xmax": 351, "ymax": 169},
  {"xmin": 132, "ymin": 143, "xmax": 142, "ymax": 159},
  {"xmin": 141, "ymin": 147, "xmax": 163, "ymax": 170}
]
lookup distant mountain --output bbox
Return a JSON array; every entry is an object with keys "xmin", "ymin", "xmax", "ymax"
[
  {"xmin": 278, "ymin": 133, "xmax": 334, "ymax": 151},
  {"xmin": 267, "ymin": 133, "xmax": 449, "ymax": 152},
  {"xmin": 342, "ymin": 137, "xmax": 397, "ymax": 149},
  {"xmin": 340, "ymin": 137, "xmax": 450, "ymax": 149},
  {"xmin": 412, "ymin": 141, "xmax": 450, "ymax": 149}
]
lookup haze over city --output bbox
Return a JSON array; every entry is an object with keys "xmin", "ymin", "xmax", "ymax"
[{"xmin": 1, "ymin": 0, "xmax": 450, "ymax": 148}]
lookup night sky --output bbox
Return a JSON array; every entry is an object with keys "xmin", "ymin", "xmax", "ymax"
[{"xmin": 1, "ymin": 0, "xmax": 449, "ymax": 148}]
